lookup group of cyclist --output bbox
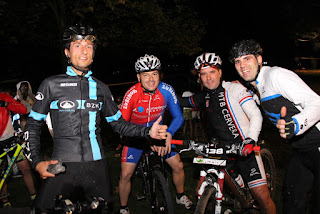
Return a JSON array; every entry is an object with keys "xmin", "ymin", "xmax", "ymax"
[{"xmin": 0, "ymin": 24, "xmax": 314, "ymax": 214}]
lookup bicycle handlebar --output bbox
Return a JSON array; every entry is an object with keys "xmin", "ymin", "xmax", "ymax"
[{"xmin": 171, "ymin": 139, "xmax": 260, "ymax": 158}]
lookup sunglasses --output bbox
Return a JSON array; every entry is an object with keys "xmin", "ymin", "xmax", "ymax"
[{"xmin": 69, "ymin": 35, "xmax": 96, "ymax": 42}]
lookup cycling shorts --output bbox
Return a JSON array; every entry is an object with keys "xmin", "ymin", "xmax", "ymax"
[
  {"xmin": 121, "ymin": 145, "xmax": 178, "ymax": 164},
  {"xmin": 34, "ymin": 159, "xmax": 112, "ymax": 211},
  {"xmin": 231, "ymin": 151, "xmax": 267, "ymax": 189}
]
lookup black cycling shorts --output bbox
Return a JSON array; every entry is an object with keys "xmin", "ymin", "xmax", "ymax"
[
  {"xmin": 34, "ymin": 158, "xmax": 112, "ymax": 211},
  {"xmin": 230, "ymin": 151, "xmax": 267, "ymax": 189}
]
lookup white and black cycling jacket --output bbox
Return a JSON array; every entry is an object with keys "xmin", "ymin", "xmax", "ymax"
[
  {"xmin": 25, "ymin": 66, "xmax": 150, "ymax": 168},
  {"xmin": 180, "ymin": 81, "xmax": 262, "ymax": 144},
  {"xmin": 256, "ymin": 66, "xmax": 320, "ymax": 149}
]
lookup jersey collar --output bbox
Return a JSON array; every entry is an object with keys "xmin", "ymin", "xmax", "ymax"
[{"xmin": 66, "ymin": 66, "xmax": 93, "ymax": 77}]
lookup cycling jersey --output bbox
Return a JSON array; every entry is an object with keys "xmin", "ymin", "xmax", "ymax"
[
  {"xmin": 25, "ymin": 66, "xmax": 152, "ymax": 169},
  {"xmin": 0, "ymin": 93, "xmax": 27, "ymax": 141},
  {"xmin": 255, "ymin": 66, "xmax": 320, "ymax": 149},
  {"xmin": 181, "ymin": 81, "xmax": 262, "ymax": 144},
  {"xmin": 120, "ymin": 82, "xmax": 184, "ymax": 163},
  {"xmin": 179, "ymin": 81, "xmax": 265, "ymax": 188},
  {"xmin": 120, "ymin": 82, "xmax": 183, "ymax": 136}
]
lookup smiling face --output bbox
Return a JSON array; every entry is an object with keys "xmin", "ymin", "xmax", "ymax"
[
  {"xmin": 64, "ymin": 39, "xmax": 94, "ymax": 75},
  {"xmin": 137, "ymin": 70, "xmax": 160, "ymax": 92},
  {"xmin": 198, "ymin": 66, "xmax": 222, "ymax": 90},
  {"xmin": 234, "ymin": 54, "xmax": 262, "ymax": 85}
]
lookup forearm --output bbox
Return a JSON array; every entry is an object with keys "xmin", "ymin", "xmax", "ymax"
[
  {"xmin": 109, "ymin": 117, "xmax": 150, "ymax": 138},
  {"xmin": 24, "ymin": 118, "xmax": 44, "ymax": 169}
]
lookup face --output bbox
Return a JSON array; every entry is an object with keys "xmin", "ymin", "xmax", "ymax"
[
  {"xmin": 137, "ymin": 70, "xmax": 160, "ymax": 92},
  {"xmin": 234, "ymin": 54, "xmax": 262, "ymax": 84},
  {"xmin": 20, "ymin": 82, "xmax": 29, "ymax": 94},
  {"xmin": 198, "ymin": 67, "xmax": 222, "ymax": 90},
  {"xmin": 64, "ymin": 39, "xmax": 94, "ymax": 75}
]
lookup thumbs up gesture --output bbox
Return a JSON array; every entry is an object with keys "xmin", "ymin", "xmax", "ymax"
[{"xmin": 276, "ymin": 106, "xmax": 296, "ymax": 139}]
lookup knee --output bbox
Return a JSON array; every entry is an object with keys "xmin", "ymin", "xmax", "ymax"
[
  {"xmin": 172, "ymin": 160, "xmax": 184, "ymax": 174},
  {"xmin": 120, "ymin": 168, "xmax": 134, "ymax": 182}
]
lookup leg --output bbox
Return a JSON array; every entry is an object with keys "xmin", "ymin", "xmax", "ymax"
[
  {"xmin": 284, "ymin": 150, "xmax": 313, "ymax": 214},
  {"xmin": 17, "ymin": 159, "xmax": 37, "ymax": 195},
  {"xmin": 119, "ymin": 162, "xmax": 137, "ymax": 207},
  {"xmin": 250, "ymin": 184, "xmax": 276, "ymax": 214},
  {"xmin": 166, "ymin": 154, "xmax": 184, "ymax": 194}
]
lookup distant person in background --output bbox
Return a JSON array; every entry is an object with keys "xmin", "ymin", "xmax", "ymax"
[
  {"xmin": 15, "ymin": 81, "xmax": 35, "ymax": 131},
  {"xmin": 182, "ymin": 91, "xmax": 193, "ymax": 139},
  {"xmin": 191, "ymin": 107, "xmax": 205, "ymax": 141}
]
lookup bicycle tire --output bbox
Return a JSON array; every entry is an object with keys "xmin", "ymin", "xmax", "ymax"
[
  {"xmin": 151, "ymin": 169, "xmax": 173, "ymax": 214},
  {"xmin": 260, "ymin": 148, "xmax": 276, "ymax": 199},
  {"xmin": 195, "ymin": 186, "xmax": 217, "ymax": 214}
]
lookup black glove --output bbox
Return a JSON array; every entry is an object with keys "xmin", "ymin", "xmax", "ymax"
[
  {"xmin": 237, "ymin": 138, "xmax": 255, "ymax": 157},
  {"xmin": 0, "ymin": 100, "xmax": 7, "ymax": 107},
  {"xmin": 282, "ymin": 119, "xmax": 296, "ymax": 139}
]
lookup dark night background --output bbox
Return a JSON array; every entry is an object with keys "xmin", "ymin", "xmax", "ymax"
[
  {"xmin": 1, "ymin": 0, "xmax": 320, "ymax": 96},
  {"xmin": 1, "ymin": 1, "xmax": 320, "ymax": 212}
]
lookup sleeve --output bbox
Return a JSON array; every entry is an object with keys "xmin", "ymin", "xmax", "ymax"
[
  {"xmin": 178, "ymin": 92, "xmax": 203, "ymax": 109},
  {"xmin": 25, "ymin": 78, "xmax": 51, "ymax": 168},
  {"xmin": 237, "ymin": 84, "xmax": 263, "ymax": 142},
  {"xmin": 162, "ymin": 85, "xmax": 184, "ymax": 136},
  {"xmin": 101, "ymin": 84, "xmax": 150, "ymax": 138},
  {"xmin": 271, "ymin": 68, "xmax": 320, "ymax": 135},
  {"xmin": 1, "ymin": 93, "xmax": 27, "ymax": 115}
]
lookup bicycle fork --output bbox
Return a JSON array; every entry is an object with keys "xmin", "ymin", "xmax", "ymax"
[{"xmin": 196, "ymin": 169, "xmax": 225, "ymax": 214}]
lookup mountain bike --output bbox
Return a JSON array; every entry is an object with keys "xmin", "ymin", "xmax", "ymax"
[
  {"xmin": 0, "ymin": 136, "xmax": 25, "ymax": 191},
  {"xmin": 134, "ymin": 149, "xmax": 174, "ymax": 214},
  {"xmin": 172, "ymin": 139, "xmax": 276, "ymax": 214}
]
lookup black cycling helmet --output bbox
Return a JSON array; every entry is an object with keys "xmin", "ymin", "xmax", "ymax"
[
  {"xmin": 229, "ymin": 39, "xmax": 263, "ymax": 63},
  {"xmin": 63, "ymin": 25, "xmax": 97, "ymax": 50}
]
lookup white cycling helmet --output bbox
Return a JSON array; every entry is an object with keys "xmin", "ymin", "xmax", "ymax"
[
  {"xmin": 194, "ymin": 53, "xmax": 222, "ymax": 71},
  {"xmin": 135, "ymin": 54, "xmax": 161, "ymax": 73}
]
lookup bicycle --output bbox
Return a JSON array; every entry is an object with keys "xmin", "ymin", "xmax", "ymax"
[
  {"xmin": 133, "ymin": 148, "xmax": 174, "ymax": 214},
  {"xmin": 0, "ymin": 136, "xmax": 25, "ymax": 192},
  {"xmin": 172, "ymin": 139, "xmax": 276, "ymax": 214}
]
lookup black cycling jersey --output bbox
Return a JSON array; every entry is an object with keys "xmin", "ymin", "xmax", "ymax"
[
  {"xmin": 25, "ymin": 66, "xmax": 150, "ymax": 169},
  {"xmin": 179, "ymin": 81, "xmax": 262, "ymax": 144}
]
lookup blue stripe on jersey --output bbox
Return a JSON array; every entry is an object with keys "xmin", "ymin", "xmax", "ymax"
[
  {"xmin": 50, "ymin": 101, "xmax": 59, "ymax": 109},
  {"xmin": 76, "ymin": 100, "xmax": 86, "ymax": 109},
  {"xmin": 89, "ymin": 111, "xmax": 101, "ymax": 160},
  {"xmin": 29, "ymin": 110, "xmax": 47, "ymax": 121},
  {"xmin": 261, "ymin": 94, "xmax": 281, "ymax": 102},
  {"xmin": 106, "ymin": 110, "xmax": 122, "ymax": 123},
  {"xmin": 88, "ymin": 77, "xmax": 97, "ymax": 100}
]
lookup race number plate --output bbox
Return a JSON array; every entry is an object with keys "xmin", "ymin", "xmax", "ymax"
[{"xmin": 193, "ymin": 157, "xmax": 226, "ymax": 166}]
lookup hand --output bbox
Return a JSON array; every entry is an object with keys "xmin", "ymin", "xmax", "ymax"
[
  {"xmin": 35, "ymin": 160, "xmax": 59, "ymax": 179},
  {"xmin": 161, "ymin": 132, "xmax": 172, "ymax": 156},
  {"xmin": 276, "ymin": 106, "xmax": 296, "ymax": 139},
  {"xmin": 237, "ymin": 138, "xmax": 255, "ymax": 157},
  {"xmin": 149, "ymin": 116, "xmax": 168, "ymax": 140}
]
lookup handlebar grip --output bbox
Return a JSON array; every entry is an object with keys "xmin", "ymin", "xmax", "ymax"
[
  {"xmin": 171, "ymin": 139, "xmax": 184, "ymax": 145},
  {"xmin": 253, "ymin": 145, "xmax": 260, "ymax": 152}
]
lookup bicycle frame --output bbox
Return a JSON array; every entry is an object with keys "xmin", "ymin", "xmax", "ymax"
[{"xmin": 0, "ymin": 142, "xmax": 23, "ymax": 191}]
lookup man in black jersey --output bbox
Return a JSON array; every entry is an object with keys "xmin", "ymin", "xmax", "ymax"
[
  {"xmin": 179, "ymin": 53, "xmax": 276, "ymax": 214},
  {"xmin": 24, "ymin": 25, "xmax": 168, "ymax": 212}
]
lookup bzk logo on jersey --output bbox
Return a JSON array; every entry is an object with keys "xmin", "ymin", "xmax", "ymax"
[
  {"xmin": 60, "ymin": 101, "xmax": 75, "ymax": 109},
  {"xmin": 35, "ymin": 92, "xmax": 44, "ymax": 101}
]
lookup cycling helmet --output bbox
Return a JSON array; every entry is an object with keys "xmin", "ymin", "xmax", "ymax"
[
  {"xmin": 194, "ymin": 53, "xmax": 222, "ymax": 71},
  {"xmin": 135, "ymin": 54, "xmax": 161, "ymax": 73},
  {"xmin": 63, "ymin": 25, "xmax": 96, "ymax": 49},
  {"xmin": 229, "ymin": 39, "xmax": 262, "ymax": 63}
]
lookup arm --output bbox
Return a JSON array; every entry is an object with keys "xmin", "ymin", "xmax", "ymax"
[
  {"xmin": 239, "ymin": 88, "xmax": 263, "ymax": 142},
  {"xmin": 272, "ymin": 68, "xmax": 320, "ymax": 135},
  {"xmin": 0, "ymin": 93, "xmax": 27, "ymax": 115},
  {"xmin": 24, "ymin": 79, "xmax": 51, "ymax": 169}
]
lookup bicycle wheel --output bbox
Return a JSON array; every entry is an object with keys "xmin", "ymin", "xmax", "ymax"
[
  {"xmin": 260, "ymin": 148, "xmax": 276, "ymax": 199},
  {"xmin": 194, "ymin": 186, "xmax": 217, "ymax": 214},
  {"xmin": 151, "ymin": 169, "xmax": 173, "ymax": 214}
]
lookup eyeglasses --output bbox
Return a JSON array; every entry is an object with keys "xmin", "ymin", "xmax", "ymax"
[{"xmin": 69, "ymin": 35, "xmax": 96, "ymax": 42}]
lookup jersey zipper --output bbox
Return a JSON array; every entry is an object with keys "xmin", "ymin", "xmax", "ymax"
[
  {"xmin": 79, "ymin": 74, "xmax": 85, "ymax": 161},
  {"xmin": 146, "ymin": 93, "xmax": 152, "ymax": 128}
]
